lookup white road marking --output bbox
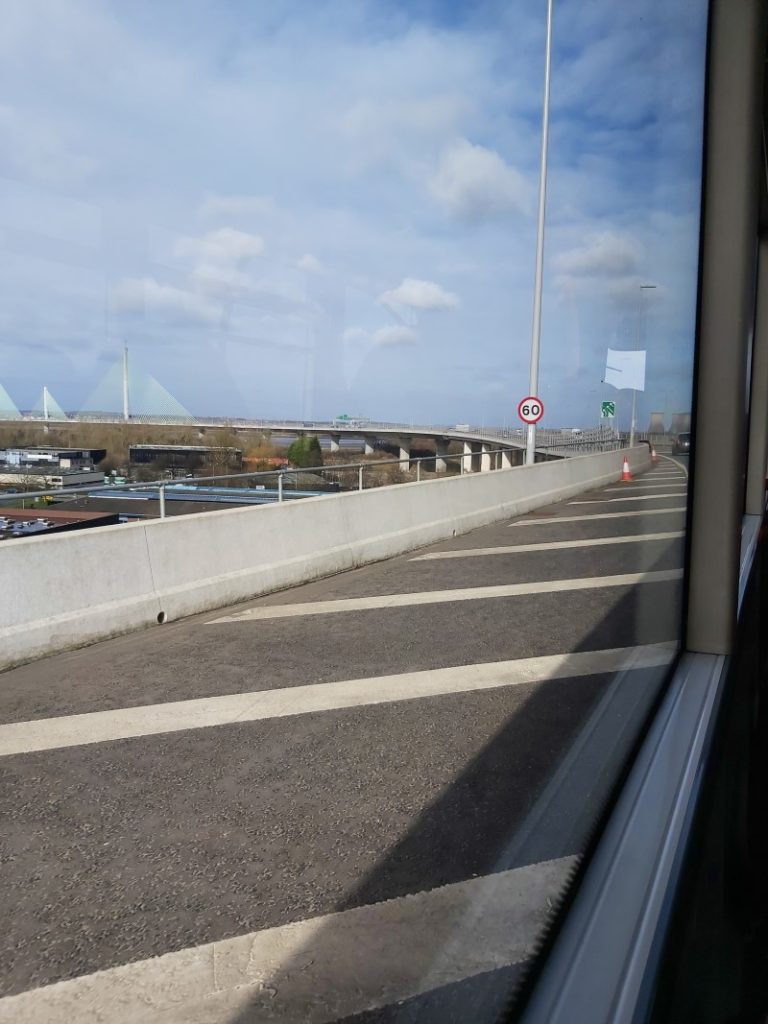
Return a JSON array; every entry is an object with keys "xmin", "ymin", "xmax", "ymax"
[
  {"xmin": 660, "ymin": 455, "xmax": 689, "ymax": 478},
  {"xmin": 641, "ymin": 481, "xmax": 685, "ymax": 485},
  {"xmin": 569, "ymin": 493, "xmax": 685, "ymax": 504},
  {"xmin": 604, "ymin": 484, "xmax": 686, "ymax": 492},
  {"xmin": 0, "ymin": 856, "xmax": 576, "ymax": 1024},
  {"xmin": 411, "ymin": 533, "xmax": 684, "ymax": 560},
  {"xmin": 510, "ymin": 508, "xmax": 686, "ymax": 526},
  {"xmin": 208, "ymin": 571, "xmax": 683, "ymax": 623},
  {"xmin": 0, "ymin": 645, "xmax": 675, "ymax": 757}
]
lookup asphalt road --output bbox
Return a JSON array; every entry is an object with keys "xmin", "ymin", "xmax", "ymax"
[{"xmin": 0, "ymin": 456, "xmax": 689, "ymax": 1024}]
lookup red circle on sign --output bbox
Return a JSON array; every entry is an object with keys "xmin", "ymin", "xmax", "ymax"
[{"xmin": 517, "ymin": 396, "xmax": 544, "ymax": 425}]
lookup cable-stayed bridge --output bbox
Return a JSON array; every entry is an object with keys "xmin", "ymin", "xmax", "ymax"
[{"xmin": 1, "ymin": 346, "xmax": 194, "ymax": 423}]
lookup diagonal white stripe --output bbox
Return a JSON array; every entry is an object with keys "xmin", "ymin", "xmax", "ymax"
[
  {"xmin": 603, "ymin": 484, "xmax": 687, "ymax": 492},
  {"xmin": 510, "ymin": 508, "xmax": 686, "ymax": 526},
  {"xmin": 569, "ymin": 493, "xmax": 684, "ymax": 504},
  {"xmin": 0, "ymin": 645, "xmax": 675, "ymax": 757},
  {"xmin": 208, "ymin": 571, "xmax": 683, "ymax": 623},
  {"xmin": 0, "ymin": 857, "xmax": 575, "ymax": 1024},
  {"xmin": 411, "ymin": 533, "xmax": 684, "ymax": 560}
]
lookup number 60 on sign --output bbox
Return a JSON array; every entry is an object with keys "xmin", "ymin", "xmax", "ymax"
[{"xmin": 517, "ymin": 396, "xmax": 544, "ymax": 424}]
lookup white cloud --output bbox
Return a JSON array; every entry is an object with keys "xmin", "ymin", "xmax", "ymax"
[
  {"xmin": 428, "ymin": 138, "xmax": 530, "ymax": 221},
  {"xmin": 198, "ymin": 194, "xmax": 277, "ymax": 221},
  {"xmin": 378, "ymin": 277, "xmax": 458, "ymax": 311},
  {"xmin": 343, "ymin": 324, "xmax": 419, "ymax": 348},
  {"xmin": 374, "ymin": 325, "xmax": 418, "ymax": 347},
  {"xmin": 111, "ymin": 277, "xmax": 220, "ymax": 324},
  {"xmin": 296, "ymin": 253, "xmax": 323, "ymax": 273},
  {"xmin": 190, "ymin": 263, "xmax": 252, "ymax": 295},
  {"xmin": 339, "ymin": 94, "xmax": 470, "ymax": 175},
  {"xmin": 554, "ymin": 231, "xmax": 642, "ymax": 277},
  {"xmin": 0, "ymin": 103, "xmax": 95, "ymax": 188},
  {"xmin": 343, "ymin": 327, "xmax": 369, "ymax": 345},
  {"xmin": 250, "ymin": 276, "xmax": 312, "ymax": 312},
  {"xmin": 174, "ymin": 227, "xmax": 264, "ymax": 267}
]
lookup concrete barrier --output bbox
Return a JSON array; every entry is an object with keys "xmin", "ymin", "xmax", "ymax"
[{"xmin": 1, "ymin": 446, "xmax": 651, "ymax": 670}]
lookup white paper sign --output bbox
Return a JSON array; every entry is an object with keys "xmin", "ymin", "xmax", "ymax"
[{"xmin": 604, "ymin": 348, "xmax": 646, "ymax": 392}]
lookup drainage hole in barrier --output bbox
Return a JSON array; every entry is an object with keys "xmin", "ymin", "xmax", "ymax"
[{"xmin": 157, "ymin": 611, "xmax": 167, "ymax": 624}]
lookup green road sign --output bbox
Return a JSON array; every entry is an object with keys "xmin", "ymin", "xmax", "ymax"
[{"xmin": 601, "ymin": 401, "xmax": 616, "ymax": 418}]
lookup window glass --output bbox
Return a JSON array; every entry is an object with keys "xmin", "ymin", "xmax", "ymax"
[{"xmin": 0, "ymin": 2, "xmax": 706, "ymax": 1020}]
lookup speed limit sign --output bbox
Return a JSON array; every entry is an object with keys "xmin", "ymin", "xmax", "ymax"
[{"xmin": 518, "ymin": 396, "xmax": 544, "ymax": 424}]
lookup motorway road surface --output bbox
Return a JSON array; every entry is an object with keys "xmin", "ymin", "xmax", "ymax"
[{"xmin": 0, "ymin": 458, "xmax": 689, "ymax": 1023}]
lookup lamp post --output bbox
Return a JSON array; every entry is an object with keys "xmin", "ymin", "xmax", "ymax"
[
  {"xmin": 630, "ymin": 283, "xmax": 656, "ymax": 447},
  {"xmin": 525, "ymin": 0, "xmax": 554, "ymax": 467}
]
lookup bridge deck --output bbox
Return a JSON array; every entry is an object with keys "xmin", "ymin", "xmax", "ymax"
[{"xmin": 0, "ymin": 461, "xmax": 688, "ymax": 1023}]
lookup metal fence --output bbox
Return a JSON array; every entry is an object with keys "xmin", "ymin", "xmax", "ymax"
[
  {"xmin": 0, "ymin": 447, "xmax": 516, "ymax": 519},
  {"xmin": 0, "ymin": 427, "xmax": 629, "ymax": 521}
]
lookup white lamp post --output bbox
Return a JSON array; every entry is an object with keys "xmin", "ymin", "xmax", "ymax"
[
  {"xmin": 630, "ymin": 284, "xmax": 656, "ymax": 447},
  {"xmin": 525, "ymin": 0, "xmax": 554, "ymax": 466}
]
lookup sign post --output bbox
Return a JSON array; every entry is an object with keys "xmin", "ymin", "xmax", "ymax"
[
  {"xmin": 604, "ymin": 348, "xmax": 646, "ymax": 447},
  {"xmin": 601, "ymin": 399, "xmax": 617, "ymax": 439},
  {"xmin": 525, "ymin": 0, "xmax": 554, "ymax": 467}
]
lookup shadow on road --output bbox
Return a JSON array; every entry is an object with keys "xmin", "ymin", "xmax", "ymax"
[{"xmin": 227, "ymin": 546, "xmax": 683, "ymax": 1024}]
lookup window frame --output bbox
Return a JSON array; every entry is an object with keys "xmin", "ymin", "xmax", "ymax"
[{"xmin": 516, "ymin": 1, "xmax": 768, "ymax": 1019}]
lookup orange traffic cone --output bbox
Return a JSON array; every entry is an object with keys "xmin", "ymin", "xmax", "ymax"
[
  {"xmin": 651, "ymin": 446, "xmax": 658, "ymax": 464},
  {"xmin": 621, "ymin": 456, "xmax": 633, "ymax": 482}
]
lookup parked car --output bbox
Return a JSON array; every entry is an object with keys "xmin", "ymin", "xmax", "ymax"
[{"xmin": 672, "ymin": 431, "xmax": 691, "ymax": 455}]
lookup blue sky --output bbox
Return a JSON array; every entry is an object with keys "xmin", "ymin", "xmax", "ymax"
[{"xmin": 0, "ymin": 0, "xmax": 708, "ymax": 427}]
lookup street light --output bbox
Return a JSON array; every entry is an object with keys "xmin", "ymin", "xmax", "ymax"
[
  {"xmin": 629, "ymin": 283, "xmax": 657, "ymax": 447},
  {"xmin": 525, "ymin": 0, "xmax": 554, "ymax": 467}
]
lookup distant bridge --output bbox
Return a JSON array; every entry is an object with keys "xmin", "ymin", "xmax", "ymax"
[{"xmin": 0, "ymin": 414, "xmax": 620, "ymax": 468}]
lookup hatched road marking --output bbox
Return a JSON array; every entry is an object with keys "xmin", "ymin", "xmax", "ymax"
[
  {"xmin": 0, "ymin": 452, "xmax": 691, "ymax": 1021},
  {"xmin": 570, "ymin": 493, "xmax": 685, "ymax": 504},
  {"xmin": 207, "ymin": 571, "xmax": 684, "ymax": 623},
  {"xmin": 604, "ymin": 484, "xmax": 686, "ymax": 492},
  {"xmin": 0, "ymin": 857, "xmax": 577, "ymax": 1024},
  {"xmin": 0, "ymin": 645, "xmax": 675, "ymax": 756},
  {"xmin": 511, "ymin": 507, "xmax": 686, "ymax": 526},
  {"xmin": 411, "ymin": 532, "xmax": 684, "ymax": 560}
]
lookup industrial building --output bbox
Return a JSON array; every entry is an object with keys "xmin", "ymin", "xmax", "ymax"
[
  {"xmin": 0, "ymin": 466, "xmax": 104, "ymax": 488},
  {"xmin": 0, "ymin": 446, "xmax": 106, "ymax": 466},
  {"xmin": 128, "ymin": 444, "xmax": 243, "ymax": 471},
  {"xmin": 0, "ymin": 445, "xmax": 105, "ymax": 489}
]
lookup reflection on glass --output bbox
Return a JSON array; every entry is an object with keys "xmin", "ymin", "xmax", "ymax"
[{"xmin": 0, "ymin": 1, "xmax": 706, "ymax": 1021}]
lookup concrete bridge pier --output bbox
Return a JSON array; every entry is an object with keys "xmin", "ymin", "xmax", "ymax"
[
  {"xmin": 480, "ymin": 444, "xmax": 493, "ymax": 472},
  {"xmin": 434, "ymin": 439, "xmax": 449, "ymax": 473},
  {"xmin": 328, "ymin": 434, "xmax": 341, "ymax": 453},
  {"xmin": 398, "ymin": 437, "xmax": 411, "ymax": 470},
  {"xmin": 363, "ymin": 437, "xmax": 375, "ymax": 456},
  {"xmin": 501, "ymin": 448, "xmax": 514, "ymax": 469},
  {"xmin": 461, "ymin": 441, "xmax": 475, "ymax": 474}
]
